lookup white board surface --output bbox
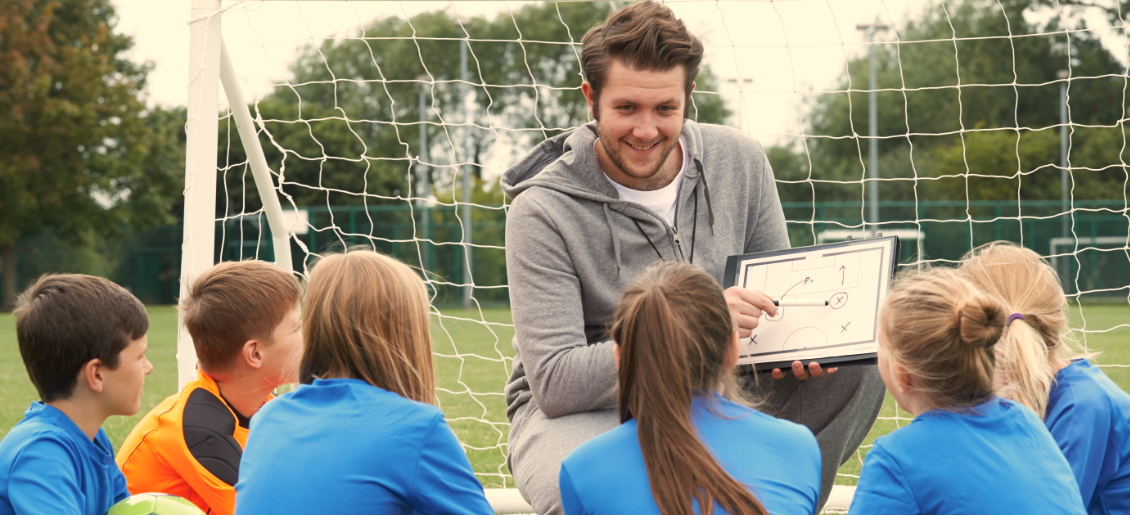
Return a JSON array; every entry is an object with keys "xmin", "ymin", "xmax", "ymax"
[{"xmin": 727, "ymin": 237, "xmax": 898, "ymax": 367}]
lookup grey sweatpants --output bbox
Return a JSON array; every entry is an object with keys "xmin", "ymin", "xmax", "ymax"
[{"xmin": 506, "ymin": 364, "xmax": 886, "ymax": 515}]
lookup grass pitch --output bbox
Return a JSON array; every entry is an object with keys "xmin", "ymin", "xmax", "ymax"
[{"xmin": 1, "ymin": 304, "xmax": 1127, "ymax": 490}]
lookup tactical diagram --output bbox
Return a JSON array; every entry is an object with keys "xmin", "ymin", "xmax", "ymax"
[{"xmin": 728, "ymin": 238, "xmax": 897, "ymax": 366}]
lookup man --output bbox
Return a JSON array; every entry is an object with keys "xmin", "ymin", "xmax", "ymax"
[{"xmin": 501, "ymin": 2, "xmax": 886, "ymax": 514}]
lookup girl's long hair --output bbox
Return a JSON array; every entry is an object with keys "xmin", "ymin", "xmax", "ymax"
[
  {"xmin": 610, "ymin": 262, "xmax": 766, "ymax": 515},
  {"xmin": 299, "ymin": 250, "xmax": 435, "ymax": 404},
  {"xmin": 959, "ymin": 242, "xmax": 1087, "ymax": 418},
  {"xmin": 881, "ymin": 269, "xmax": 1005, "ymax": 410}
]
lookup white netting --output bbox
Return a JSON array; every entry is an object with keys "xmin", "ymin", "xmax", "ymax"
[{"xmin": 199, "ymin": 0, "xmax": 1130, "ymax": 495}]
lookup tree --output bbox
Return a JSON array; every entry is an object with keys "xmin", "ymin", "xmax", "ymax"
[
  {"xmin": 218, "ymin": 3, "xmax": 732, "ymax": 212},
  {"xmin": 211, "ymin": 4, "xmax": 734, "ymax": 301},
  {"xmin": 768, "ymin": 0, "xmax": 1128, "ymax": 209},
  {"xmin": 0, "ymin": 0, "xmax": 181, "ymax": 307}
]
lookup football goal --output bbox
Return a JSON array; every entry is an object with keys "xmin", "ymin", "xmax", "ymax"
[{"xmin": 181, "ymin": 0, "xmax": 1130, "ymax": 512}]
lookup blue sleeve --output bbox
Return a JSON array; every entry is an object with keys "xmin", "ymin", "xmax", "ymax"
[
  {"xmin": 8, "ymin": 437, "xmax": 84, "ymax": 515},
  {"xmin": 849, "ymin": 444, "xmax": 920, "ymax": 515},
  {"xmin": 113, "ymin": 464, "xmax": 129, "ymax": 502},
  {"xmin": 803, "ymin": 431, "xmax": 822, "ymax": 510},
  {"xmin": 98, "ymin": 431, "xmax": 130, "ymax": 502},
  {"xmin": 406, "ymin": 414, "xmax": 495, "ymax": 515},
  {"xmin": 559, "ymin": 463, "xmax": 584, "ymax": 515},
  {"xmin": 1046, "ymin": 393, "xmax": 1110, "ymax": 505}
]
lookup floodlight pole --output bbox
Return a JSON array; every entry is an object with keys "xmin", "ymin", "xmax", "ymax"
[
  {"xmin": 459, "ymin": 22, "xmax": 473, "ymax": 310},
  {"xmin": 1058, "ymin": 69, "xmax": 1069, "ymax": 241},
  {"xmin": 417, "ymin": 76, "xmax": 430, "ymax": 273},
  {"xmin": 857, "ymin": 22, "xmax": 888, "ymax": 236},
  {"xmin": 725, "ymin": 77, "xmax": 753, "ymax": 131}
]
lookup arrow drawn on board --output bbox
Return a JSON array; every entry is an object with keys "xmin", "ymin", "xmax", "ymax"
[
  {"xmin": 780, "ymin": 277, "xmax": 813, "ymax": 299},
  {"xmin": 839, "ymin": 265, "xmax": 847, "ymax": 285}
]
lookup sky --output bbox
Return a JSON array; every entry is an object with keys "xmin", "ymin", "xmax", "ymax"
[
  {"xmin": 108, "ymin": 0, "xmax": 1124, "ymax": 180},
  {"xmin": 112, "ymin": 0, "xmax": 930, "ymax": 141}
]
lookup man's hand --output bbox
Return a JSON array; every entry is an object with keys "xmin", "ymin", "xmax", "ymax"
[
  {"xmin": 722, "ymin": 286, "xmax": 776, "ymax": 338},
  {"xmin": 772, "ymin": 361, "xmax": 839, "ymax": 380},
  {"xmin": 722, "ymin": 287, "xmax": 839, "ymax": 380}
]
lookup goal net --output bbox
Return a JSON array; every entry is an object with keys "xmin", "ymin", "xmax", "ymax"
[{"xmin": 182, "ymin": 0, "xmax": 1130, "ymax": 505}]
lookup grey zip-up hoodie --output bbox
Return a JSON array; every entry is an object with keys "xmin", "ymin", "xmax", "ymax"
[{"xmin": 501, "ymin": 119, "xmax": 789, "ymax": 424}]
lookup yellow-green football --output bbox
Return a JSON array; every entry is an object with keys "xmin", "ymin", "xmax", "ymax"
[{"xmin": 106, "ymin": 493, "xmax": 206, "ymax": 515}]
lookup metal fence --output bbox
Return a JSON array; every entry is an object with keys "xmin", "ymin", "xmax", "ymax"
[{"xmin": 6, "ymin": 200, "xmax": 1125, "ymax": 306}]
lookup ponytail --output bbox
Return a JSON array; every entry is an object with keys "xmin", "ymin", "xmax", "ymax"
[
  {"xmin": 612, "ymin": 263, "xmax": 766, "ymax": 515},
  {"xmin": 994, "ymin": 319, "xmax": 1054, "ymax": 417},
  {"xmin": 958, "ymin": 242, "xmax": 1090, "ymax": 419},
  {"xmin": 882, "ymin": 269, "xmax": 1003, "ymax": 410}
]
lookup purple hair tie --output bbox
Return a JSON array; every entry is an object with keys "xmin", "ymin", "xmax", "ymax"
[{"xmin": 1007, "ymin": 313, "xmax": 1025, "ymax": 325}]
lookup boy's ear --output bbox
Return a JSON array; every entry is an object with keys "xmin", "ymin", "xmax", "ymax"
[
  {"xmin": 82, "ymin": 358, "xmax": 105, "ymax": 394},
  {"xmin": 242, "ymin": 339, "xmax": 264, "ymax": 370}
]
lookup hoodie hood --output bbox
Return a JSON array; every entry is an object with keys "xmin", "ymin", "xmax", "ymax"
[
  {"xmin": 501, "ymin": 120, "xmax": 708, "ymax": 205},
  {"xmin": 501, "ymin": 122, "xmax": 610, "ymax": 202},
  {"xmin": 501, "ymin": 120, "xmax": 717, "ymax": 277}
]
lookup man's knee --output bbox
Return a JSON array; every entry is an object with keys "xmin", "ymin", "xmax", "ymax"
[{"xmin": 508, "ymin": 406, "xmax": 619, "ymax": 515}]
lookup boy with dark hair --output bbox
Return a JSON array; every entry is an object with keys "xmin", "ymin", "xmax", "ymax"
[
  {"xmin": 0, "ymin": 274, "xmax": 153, "ymax": 515},
  {"xmin": 116, "ymin": 260, "xmax": 302, "ymax": 515}
]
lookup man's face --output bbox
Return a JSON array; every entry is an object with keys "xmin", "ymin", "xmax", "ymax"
[
  {"xmin": 103, "ymin": 334, "xmax": 153, "ymax": 416},
  {"xmin": 582, "ymin": 60, "xmax": 692, "ymax": 190}
]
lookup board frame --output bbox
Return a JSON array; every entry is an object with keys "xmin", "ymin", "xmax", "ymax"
[{"xmin": 724, "ymin": 236, "xmax": 901, "ymax": 372}]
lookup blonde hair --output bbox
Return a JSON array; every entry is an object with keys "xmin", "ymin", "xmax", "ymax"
[
  {"xmin": 959, "ymin": 242, "xmax": 1086, "ymax": 418},
  {"xmin": 299, "ymin": 250, "xmax": 435, "ymax": 404},
  {"xmin": 881, "ymin": 268, "xmax": 1005, "ymax": 410}
]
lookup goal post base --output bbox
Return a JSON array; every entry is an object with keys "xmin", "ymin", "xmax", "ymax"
[{"xmin": 482, "ymin": 485, "xmax": 855, "ymax": 514}]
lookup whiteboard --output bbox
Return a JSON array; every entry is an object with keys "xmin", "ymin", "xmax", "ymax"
[{"xmin": 723, "ymin": 237, "xmax": 899, "ymax": 370}]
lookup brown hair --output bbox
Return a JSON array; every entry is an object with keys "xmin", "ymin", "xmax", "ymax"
[
  {"xmin": 959, "ymin": 242, "xmax": 1085, "ymax": 418},
  {"xmin": 581, "ymin": 1, "xmax": 703, "ymax": 116},
  {"xmin": 611, "ymin": 262, "xmax": 766, "ymax": 515},
  {"xmin": 181, "ymin": 260, "xmax": 302, "ymax": 372},
  {"xmin": 881, "ymin": 268, "xmax": 1005, "ymax": 410},
  {"xmin": 14, "ymin": 274, "xmax": 148, "ymax": 402},
  {"xmin": 299, "ymin": 250, "xmax": 435, "ymax": 404}
]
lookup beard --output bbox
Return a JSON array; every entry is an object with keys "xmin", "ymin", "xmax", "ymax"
[{"xmin": 597, "ymin": 125, "xmax": 683, "ymax": 191}]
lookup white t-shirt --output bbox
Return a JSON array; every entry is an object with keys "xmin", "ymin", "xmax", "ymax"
[{"xmin": 599, "ymin": 135, "xmax": 689, "ymax": 227}]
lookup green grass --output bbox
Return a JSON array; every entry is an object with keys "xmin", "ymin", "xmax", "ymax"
[{"xmin": 2, "ymin": 304, "xmax": 1128, "ymax": 492}]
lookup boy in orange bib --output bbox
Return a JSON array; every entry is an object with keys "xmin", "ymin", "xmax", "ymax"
[{"xmin": 117, "ymin": 261, "xmax": 302, "ymax": 515}]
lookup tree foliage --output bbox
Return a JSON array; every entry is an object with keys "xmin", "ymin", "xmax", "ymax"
[
  {"xmin": 220, "ymin": 2, "xmax": 732, "ymax": 211},
  {"xmin": 769, "ymin": 0, "xmax": 1129, "ymax": 207},
  {"xmin": 0, "ymin": 0, "xmax": 181, "ymax": 306}
]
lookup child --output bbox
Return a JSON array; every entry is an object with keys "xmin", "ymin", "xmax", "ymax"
[
  {"xmin": 559, "ymin": 262, "xmax": 821, "ymax": 515},
  {"xmin": 849, "ymin": 268, "xmax": 1086, "ymax": 514},
  {"xmin": 0, "ymin": 274, "xmax": 152, "ymax": 515},
  {"xmin": 961, "ymin": 242, "xmax": 1130, "ymax": 515},
  {"xmin": 234, "ymin": 250, "xmax": 493, "ymax": 515},
  {"xmin": 116, "ymin": 260, "xmax": 302, "ymax": 515}
]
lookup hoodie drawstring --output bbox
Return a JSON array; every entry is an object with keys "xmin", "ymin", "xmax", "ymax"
[
  {"xmin": 690, "ymin": 192, "xmax": 698, "ymax": 264},
  {"xmin": 630, "ymin": 217, "xmax": 664, "ymax": 263}
]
